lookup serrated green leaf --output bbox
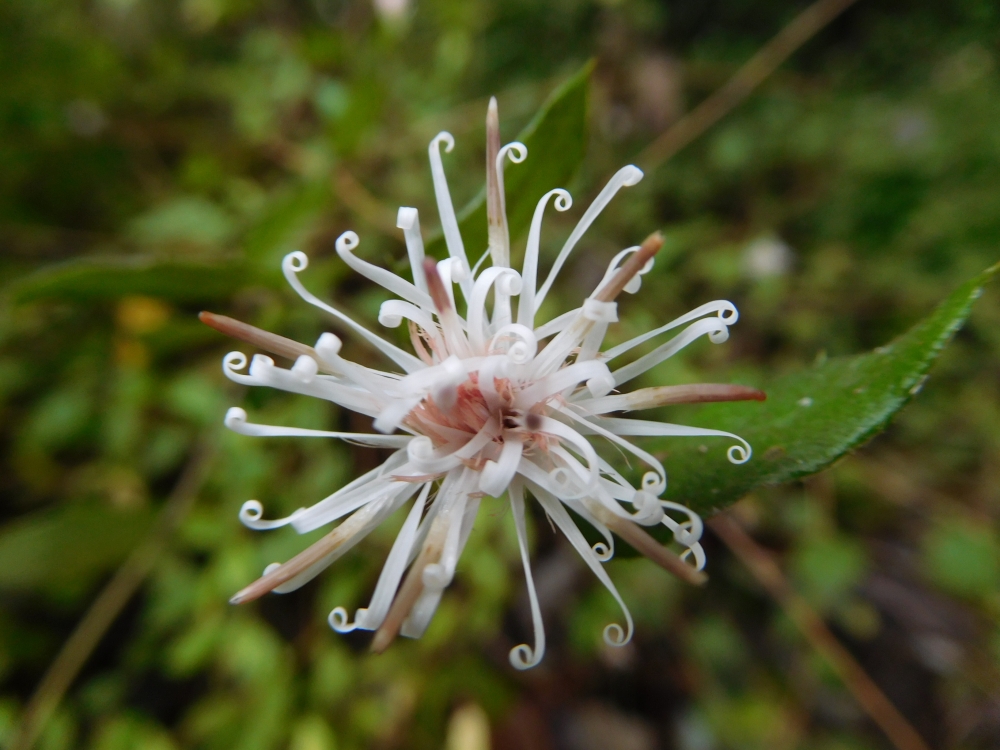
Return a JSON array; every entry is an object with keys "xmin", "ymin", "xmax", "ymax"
[
  {"xmin": 426, "ymin": 60, "xmax": 593, "ymax": 257},
  {"xmin": 661, "ymin": 262, "xmax": 999, "ymax": 515},
  {"xmin": 0, "ymin": 503, "xmax": 153, "ymax": 598},
  {"xmin": 7, "ymin": 256, "xmax": 250, "ymax": 304}
]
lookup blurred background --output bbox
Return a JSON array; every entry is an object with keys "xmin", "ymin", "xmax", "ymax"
[{"xmin": 2, "ymin": 0, "xmax": 1000, "ymax": 748}]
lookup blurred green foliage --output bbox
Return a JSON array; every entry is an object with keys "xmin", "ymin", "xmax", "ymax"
[{"xmin": 2, "ymin": 1, "xmax": 1000, "ymax": 749}]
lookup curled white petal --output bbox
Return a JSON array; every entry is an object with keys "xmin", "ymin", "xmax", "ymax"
[
  {"xmin": 222, "ymin": 351, "xmax": 252, "ymax": 383},
  {"xmin": 328, "ymin": 607, "xmax": 358, "ymax": 633},
  {"xmin": 222, "ymin": 351, "xmax": 383, "ymax": 418},
  {"xmin": 291, "ymin": 354, "xmax": 318, "ymax": 382},
  {"xmin": 597, "ymin": 417, "xmax": 752, "ymax": 464},
  {"xmin": 535, "ymin": 165, "xmax": 644, "ymax": 309},
  {"xmin": 496, "ymin": 141, "xmax": 527, "ymax": 172},
  {"xmin": 402, "ymin": 470, "xmax": 478, "ymax": 637},
  {"xmin": 396, "ymin": 207, "xmax": 428, "ymax": 294},
  {"xmin": 508, "ymin": 480, "xmax": 546, "ymax": 670},
  {"xmin": 516, "ymin": 360, "xmax": 613, "ymax": 408},
  {"xmin": 586, "ymin": 371, "xmax": 615, "ymax": 399},
  {"xmin": 435, "ymin": 257, "xmax": 456, "ymax": 299},
  {"xmin": 429, "ymin": 132, "xmax": 472, "ymax": 300},
  {"xmin": 603, "ymin": 300, "xmax": 739, "ymax": 362},
  {"xmin": 537, "ymin": 417, "xmax": 600, "ymax": 492},
  {"xmin": 531, "ymin": 309, "xmax": 579, "ymax": 340},
  {"xmin": 518, "ymin": 188, "xmax": 572, "ymax": 330},
  {"xmin": 351, "ymin": 482, "xmax": 431, "ymax": 631},
  {"xmin": 373, "ymin": 396, "xmax": 422, "ymax": 435},
  {"xmin": 557, "ymin": 406, "xmax": 667, "ymax": 497},
  {"xmin": 378, "ymin": 301, "xmax": 443, "ymax": 353},
  {"xmin": 659, "ymin": 500, "xmax": 706, "ymax": 570},
  {"xmin": 282, "ymin": 251, "xmax": 424, "ymax": 373},
  {"xmin": 406, "ymin": 436, "xmax": 462, "ymax": 473},
  {"xmin": 488, "ymin": 324, "xmax": 537, "ymax": 364},
  {"xmin": 238, "ymin": 499, "xmax": 303, "ymax": 530},
  {"xmin": 479, "ymin": 435, "xmax": 523, "ymax": 497},
  {"xmin": 581, "ymin": 298, "xmax": 618, "ymax": 323},
  {"xmin": 335, "ymin": 231, "xmax": 433, "ymax": 309},
  {"xmin": 224, "ymin": 406, "xmax": 411, "ymax": 447},
  {"xmin": 467, "ymin": 267, "xmax": 521, "ymax": 353},
  {"xmin": 610, "ymin": 316, "xmax": 735, "ymax": 387},
  {"xmin": 528, "ymin": 480, "xmax": 633, "ymax": 649},
  {"xmin": 315, "ymin": 332, "xmax": 342, "ymax": 361},
  {"xmin": 629, "ymin": 490, "xmax": 666, "ymax": 526}
]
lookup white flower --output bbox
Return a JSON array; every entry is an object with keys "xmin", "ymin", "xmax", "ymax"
[{"xmin": 206, "ymin": 98, "xmax": 762, "ymax": 669}]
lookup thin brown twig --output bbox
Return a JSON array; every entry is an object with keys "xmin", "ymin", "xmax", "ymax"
[
  {"xmin": 11, "ymin": 438, "xmax": 217, "ymax": 750},
  {"xmin": 636, "ymin": 0, "xmax": 862, "ymax": 170},
  {"xmin": 709, "ymin": 512, "xmax": 931, "ymax": 750}
]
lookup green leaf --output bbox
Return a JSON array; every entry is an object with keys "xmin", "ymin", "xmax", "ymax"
[
  {"xmin": 7, "ymin": 256, "xmax": 250, "ymax": 304},
  {"xmin": 0, "ymin": 503, "xmax": 153, "ymax": 599},
  {"xmin": 425, "ymin": 60, "xmax": 594, "ymax": 257},
  {"xmin": 662, "ymin": 262, "xmax": 999, "ymax": 515}
]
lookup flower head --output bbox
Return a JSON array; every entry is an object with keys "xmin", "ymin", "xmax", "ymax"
[{"xmin": 205, "ymin": 98, "xmax": 762, "ymax": 668}]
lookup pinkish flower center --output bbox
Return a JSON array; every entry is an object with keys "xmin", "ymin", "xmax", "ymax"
[{"xmin": 405, "ymin": 372, "xmax": 530, "ymax": 446}]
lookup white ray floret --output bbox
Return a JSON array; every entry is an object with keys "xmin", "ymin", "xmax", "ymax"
[{"xmin": 207, "ymin": 99, "xmax": 762, "ymax": 668}]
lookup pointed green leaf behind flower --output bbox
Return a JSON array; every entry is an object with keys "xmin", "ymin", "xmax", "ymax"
[{"xmin": 660, "ymin": 262, "xmax": 999, "ymax": 515}]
